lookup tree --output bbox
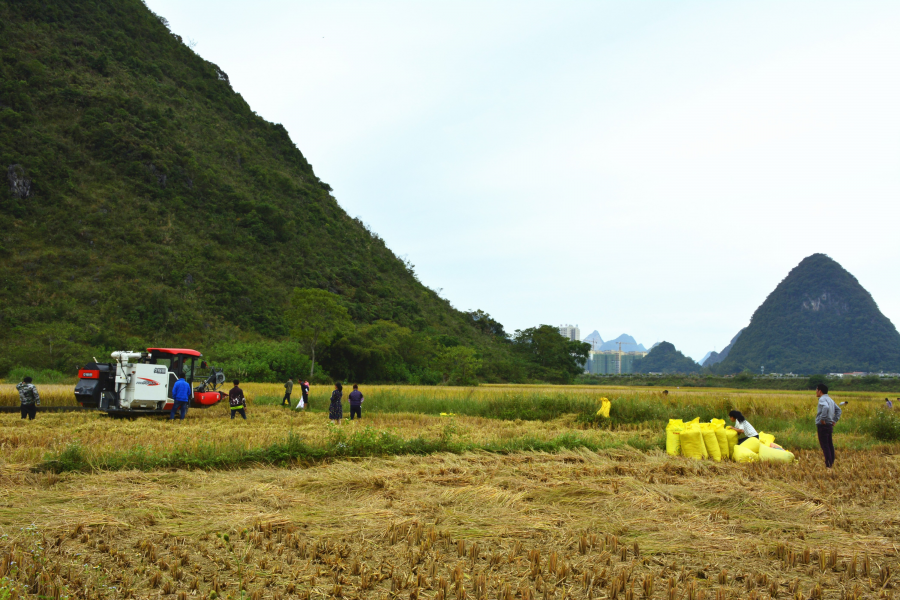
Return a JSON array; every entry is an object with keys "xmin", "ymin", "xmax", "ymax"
[
  {"xmin": 286, "ymin": 288, "xmax": 352, "ymax": 377},
  {"xmin": 437, "ymin": 346, "xmax": 482, "ymax": 385},
  {"xmin": 466, "ymin": 310, "xmax": 508, "ymax": 339},
  {"xmin": 512, "ymin": 325, "xmax": 590, "ymax": 383},
  {"xmin": 806, "ymin": 374, "xmax": 827, "ymax": 390},
  {"xmin": 319, "ymin": 320, "xmax": 440, "ymax": 383}
]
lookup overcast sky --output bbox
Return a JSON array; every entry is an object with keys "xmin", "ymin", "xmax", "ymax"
[{"xmin": 147, "ymin": 0, "xmax": 900, "ymax": 362}]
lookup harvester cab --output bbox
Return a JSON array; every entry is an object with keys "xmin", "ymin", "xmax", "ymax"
[{"xmin": 74, "ymin": 348, "xmax": 226, "ymax": 416}]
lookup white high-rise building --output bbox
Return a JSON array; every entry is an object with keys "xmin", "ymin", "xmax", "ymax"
[{"xmin": 559, "ymin": 324, "xmax": 580, "ymax": 342}]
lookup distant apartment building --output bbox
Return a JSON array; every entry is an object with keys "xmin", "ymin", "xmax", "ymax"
[
  {"xmin": 559, "ymin": 324, "xmax": 580, "ymax": 342},
  {"xmin": 586, "ymin": 350, "xmax": 649, "ymax": 375}
]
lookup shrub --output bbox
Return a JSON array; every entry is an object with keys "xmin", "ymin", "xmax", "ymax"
[
  {"xmin": 867, "ymin": 410, "xmax": 900, "ymax": 442},
  {"xmin": 4, "ymin": 366, "xmax": 73, "ymax": 384},
  {"xmin": 206, "ymin": 340, "xmax": 319, "ymax": 383}
]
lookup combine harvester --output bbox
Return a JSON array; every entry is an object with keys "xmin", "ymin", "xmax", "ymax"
[{"xmin": 74, "ymin": 348, "xmax": 226, "ymax": 416}]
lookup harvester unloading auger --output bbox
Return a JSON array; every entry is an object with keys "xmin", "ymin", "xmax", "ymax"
[{"xmin": 74, "ymin": 348, "xmax": 226, "ymax": 416}]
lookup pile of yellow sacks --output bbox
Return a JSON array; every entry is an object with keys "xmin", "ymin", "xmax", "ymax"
[{"xmin": 665, "ymin": 418, "xmax": 795, "ymax": 463}]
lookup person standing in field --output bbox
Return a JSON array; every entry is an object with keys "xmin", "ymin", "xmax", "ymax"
[
  {"xmin": 229, "ymin": 380, "xmax": 247, "ymax": 420},
  {"xmin": 300, "ymin": 380, "xmax": 310, "ymax": 409},
  {"xmin": 168, "ymin": 374, "xmax": 191, "ymax": 421},
  {"xmin": 727, "ymin": 410, "xmax": 759, "ymax": 444},
  {"xmin": 282, "ymin": 377, "xmax": 294, "ymax": 407},
  {"xmin": 815, "ymin": 383, "xmax": 841, "ymax": 468},
  {"xmin": 886, "ymin": 398, "xmax": 893, "ymax": 409},
  {"xmin": 348, "ymin": 384, "xmax": 364, "ymax": 420},
  {"xmin": 16, "ymin": 376, "xmax": 40, "ymax": 420},
  {"xmin": 328, "ymin": 382, "xmax": 343, "ymax": 424}
]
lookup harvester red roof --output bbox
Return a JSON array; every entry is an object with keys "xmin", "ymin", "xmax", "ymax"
[{"xmin": 147, "ymin": 348, "xmax": 202, "ymax": 357}]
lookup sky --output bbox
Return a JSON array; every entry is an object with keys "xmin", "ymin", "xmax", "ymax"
[{"xmin": 146, "ymin": 0, "xmax": 900, "ymax": 362}]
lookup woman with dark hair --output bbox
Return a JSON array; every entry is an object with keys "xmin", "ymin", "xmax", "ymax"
[
  {"xmin": 329, "ymin": 382, "xmax": 343, "ymax": 425},
  {"xmin": 728, "ymin": 410, "xmax": 759, "ymax": 444}
]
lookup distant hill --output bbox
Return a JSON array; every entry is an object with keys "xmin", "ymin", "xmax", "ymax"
[
  {"xmin": 0, "ymin": 0, "xmax": 506, "ymax": 375},
  {"xmin": 633, "ymin": 342, "xmax": 701, "ymax": 374},
  {"xmin": 702, "ymin": 329, "xmax": 744, "ymax": 367},
  {"xmin": 715, "ymin": 254, "xmax": 900, "ymax": 374},
  {"xmin": 583, "ymin": 330, "xmax": 604, "ymax": 350},
  {"xmin": 597, "ymin": 334, "xmax": 647, "ymax": 352}
]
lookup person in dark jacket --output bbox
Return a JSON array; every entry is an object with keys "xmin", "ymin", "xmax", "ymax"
[
  {"xmin": 16, "ymin": 376, "xmax": 40, "ymax": 420},
  {"xmin": 169, "ymin": 375, "xmax": 192, "ymax": 421},
  {"xmin": 348, "ymin": 384, "xmax": 364, "ymax": 420},
  {"xmin": 282, "ymin": 378, "xmax": 294, "ymax": 407},
  {"xmin": 329, "ymin": 382, "xmax": 343, "ymax": 424},
  {"xmin": 229, "ymin": 380, "xmax": 247, "ymax": 420},
  {"xmin": 301, "ymin": 380, "xmax": 310, "ymax": 409}
]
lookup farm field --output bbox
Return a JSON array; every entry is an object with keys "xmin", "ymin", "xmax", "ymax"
[{"xmin": 1, "ymin": 385, "xmax": 898, "ymax": 599}]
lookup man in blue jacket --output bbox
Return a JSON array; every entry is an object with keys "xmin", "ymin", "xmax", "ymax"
[{"xmin": 169, "ymin": 375, "xmax": 192, "ymax": 421}]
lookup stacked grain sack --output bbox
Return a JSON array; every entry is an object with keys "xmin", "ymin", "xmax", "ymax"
[{"xmin": 665, "ymin": 418, "xmax": 795, "ymax": 463}]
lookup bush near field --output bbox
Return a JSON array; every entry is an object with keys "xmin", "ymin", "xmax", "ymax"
[{"xmin": 2, "ymin": 366, "xmax": 75, "ymax": 385}]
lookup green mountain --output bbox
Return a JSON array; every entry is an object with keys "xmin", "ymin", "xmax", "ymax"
[
  {"xmin": 633, "ymin": 342, "xmax": 701, "ymax": 374},
  {"xmin": 715, "ymin": 254, "xmax": 900, "ymax": 374},
  {"xmin": 701, "ymin": 328, "xmax": 744, "ymax": 367},
  {"xmin": 0, "ymin": 0, "xmax": 507, "ymax": 377}
]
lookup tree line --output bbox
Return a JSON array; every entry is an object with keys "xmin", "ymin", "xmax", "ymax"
[{"xmin": 264, "ymin": 288, "xmax": 591, "ymax": 385}]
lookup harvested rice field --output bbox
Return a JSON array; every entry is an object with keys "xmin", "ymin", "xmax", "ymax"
[
  {"xmin": 2, "ymin": 448, "xmax": 899, "ymax": 600},
  {"xmin": 1, "ymin": 387, "xmax": 899, "ymax": 599}
]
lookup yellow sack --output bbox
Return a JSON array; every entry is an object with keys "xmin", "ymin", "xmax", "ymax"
[
  {"xmin": 708, "ymin": 420, "xmax": 729, "ymax": 457},
  {"xmin": 685, "ymin": 424, "xmax": 709, "ymax": 458},
  {"xmin": 700, "ymin": 424, "xmax": 721, "ymax": 461},
  {"xmin": 665, "ymin": 419, "xmax": 684, "ymax": 456},
  {"xmin": 596, "ymin": 398, "xmax": 611, "ymax": 418},
  {"xmin": 758, "ymin": 432, "xmax": 775, "ymax": 446},
  {"xmin": 666, "ymin": 430, "xmax": 681, "ymax": 456},
  {"xmin": 741, "ymin": 436, "xmax": 761, "ymax": 453},
  {"xmin": 713, "ymin": 428, "xmax": 729, "ymax": 460},
  {"xmin": 759, "ymin": 444, "xmax": 794, "ymax": 463},
  {"xmin": 733, "ymin": 444, "xmax": 760, "ymax": 463},
  {"xmin": 724, "ymin": 428, "xmax": 738, "ymax": 458},
  {"xmin": 679, "ymin": 428, "xmax": 705, "ymax": 460}
]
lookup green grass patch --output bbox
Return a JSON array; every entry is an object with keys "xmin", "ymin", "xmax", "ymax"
[{"xmin": 35, "ymin": 426, "xmax": 637, "ymax": 474}]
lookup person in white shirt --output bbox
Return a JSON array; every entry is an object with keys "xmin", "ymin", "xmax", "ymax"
[
  {"xmin": 728, "ymin": 410, "xmax": 759, "ymax": 445},
  {"xmin": 815, "ymin": 384, "xmax": 841, "ymax": 468}
]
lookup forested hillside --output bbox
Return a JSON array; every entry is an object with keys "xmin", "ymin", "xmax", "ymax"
[
  {"xmin": 714, "ymin": 254, "xmax": 900, "ymax": 374},
  {"xmin": 633, "ymin": 342, "xmax": 701, "ymax": 374},
  {"xmin": 0, "ymin": 0, "xmax": 520, "ymax": 381}
]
